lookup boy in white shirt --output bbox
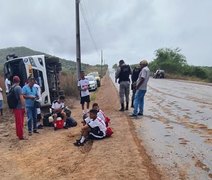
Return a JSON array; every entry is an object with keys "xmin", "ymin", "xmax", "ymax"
[
  {"xmin": 74, "ymin": 109, "xmax": 106, "ymax": 146},
  {"xmin": 51, "ymin": 95, "xmax": 67, "ymax": 123},
  {"xmin": 77, "ymin": 71, "xmax": 90, "ymax": 115}
]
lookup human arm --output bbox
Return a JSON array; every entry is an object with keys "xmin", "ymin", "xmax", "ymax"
[{"xmin": 115, "ymin": 67, "xmax": 121, "ymax": 83}]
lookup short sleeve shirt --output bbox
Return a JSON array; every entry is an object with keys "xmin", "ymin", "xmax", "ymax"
[
  {"xmin": 78, "ymin": 78, "xmax": 90, "ymax": 97},
  {"xmin": 14, "ymin": 85, "xmax": 23, "ymax": 109},
  {"xmin": 51, "ymin": 101, "xmax": 64, "ymax": 110},
  {"xmin": 136, "ymin": 66, "xmax": 150, "ymax": 90},
  {"xmin": 22, "ymin": 84, "xmax": 38, "ymax": 107}
]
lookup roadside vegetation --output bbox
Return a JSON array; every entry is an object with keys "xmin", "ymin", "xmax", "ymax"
[
  {"xmin": 149, "ymin": 48, "xmax": 212, "ymax": 83},
  {"xmin": 113, "ymin": 48, "xmax": 212, "ymax": 83}
]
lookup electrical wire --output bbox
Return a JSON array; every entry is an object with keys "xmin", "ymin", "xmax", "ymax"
[{"xmin": 80, "ymin": 1, "xmax": 100, "ymax": 58}]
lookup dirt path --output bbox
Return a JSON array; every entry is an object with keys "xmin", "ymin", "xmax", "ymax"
[{"xmin": 0, "ymin": 74, "xmax": 161, "ymax": 180}]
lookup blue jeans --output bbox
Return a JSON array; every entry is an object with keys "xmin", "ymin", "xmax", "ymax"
[
  {"xmin": 26, "ymin": 106, "xmax": 37, "ymax": 132},
  {"xmin": 133, "ymin": 90, "xmax": 146, "ymax": 115}
]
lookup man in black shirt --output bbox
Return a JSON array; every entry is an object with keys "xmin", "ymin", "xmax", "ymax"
[{"xmin": 115, "ymin": 60, "xmax": 132, "ymax": 111}]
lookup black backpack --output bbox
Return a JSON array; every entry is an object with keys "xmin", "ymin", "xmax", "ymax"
[{"xmin": 7, "ymin": 85, "xmax": 18, "ymax": 109}]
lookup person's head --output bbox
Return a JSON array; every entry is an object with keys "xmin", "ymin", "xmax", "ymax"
[
  {"xmin": 58, "ymin": 95, "xmax": 65, "ymax": 103},
  {"xmin": 139, "ymin": 60, "xmax": 148, "ymax": 68},
  {"xmin": 28, "ymin": 77, "xmax": 35, "ymax": 87},
  {"xmin": 119, "ymin": 60, "xmax": 125, "ymax": 67},
  {"xmin": 92, "ymin": 103, "xmax": 99, "ymax": 110},
  {"xmin": 80, "ymin": 71, "xmax": 85, "ymax": 79},
  {"xmin": 89, "ymin": 109, "xmax": 98, "ymax": 120},
  {"xmin": 13, "ymin": 76, "xmax": 20, "ymax": 84}
]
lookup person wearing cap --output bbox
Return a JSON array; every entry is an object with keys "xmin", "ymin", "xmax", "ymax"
[
  {"xmin": 130, "ymin": 60, "xmax": 150, "ymax": 117},
  {"xmin": 115, "ymin": 60, "xmax": 132, "ymax": 111},
  {"xmin": 22, "ymin": 77, "xmax": 39, "ymax": 136},
  {"xmin": 12, "ymin": 76, "xmax": 26, "ymax": 140}
]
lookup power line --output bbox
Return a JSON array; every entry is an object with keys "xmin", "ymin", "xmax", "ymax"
[{"xmin": 80, "ymin": 2, "xmax": 99, "ymax": 58}]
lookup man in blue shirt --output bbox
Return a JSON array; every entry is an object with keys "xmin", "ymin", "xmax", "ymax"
[{"xmin": 22, "ymin": 77, "xmax": 39, "ymax": 135}]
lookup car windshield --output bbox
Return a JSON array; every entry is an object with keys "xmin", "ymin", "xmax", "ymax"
[{"xmin": 86, "ymin": 76, "xmax": 95, "ymax": 81}]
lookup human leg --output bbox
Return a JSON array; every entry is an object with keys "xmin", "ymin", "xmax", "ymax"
[
  {"xmin": 132, "ymin": 90, "xmax": 143, "ymax": 115},
  {"xmin": 138, "ymin": 90, "xmax": 146, "ymax": 115},
  {"xmin": 26, "ymin": 107, "xmax": 33, "ymax": 134},
  {"xmin": 119, "ymin": 82, "xmax": 125, "ymax": 111},
  {"xmin": 14, "ymin": 109, "xmax": 25, "ymax": 139},
  {"xmin": 125, "ymin": 82, "xmax": 130, "ymax": 110}
]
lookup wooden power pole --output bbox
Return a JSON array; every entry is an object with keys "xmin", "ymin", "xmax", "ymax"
[{"xmin": 75, "ymin": 0, "xmax": 81, "ymax": 79}]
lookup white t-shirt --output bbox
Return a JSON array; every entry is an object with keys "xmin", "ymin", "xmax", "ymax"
[
  {"xmin": 97, "ymin": 109, "xmax": 106, "ymax": 122},
  {"xmin": 33, "ymin": 83, "xmax": 41, "ymax": 102},
  {"xmin": 5, "ymin": 78, "xmax": 11, "ymax": 93},
  {"xmin": 137, "ymin": 66, "xmax": 150, "ymax": 90},
  {"xmin": 51, "ymin": 100, "xmax": 64, "ymax": 110},
  {"xmin": 88, "ymin": 117, "xmax": 107, "ymax": 136},
  {"xmin": 0, "ymin": 88, "xmax": 3, "ymax": 100},
  {"xmin": 78, "ymin": 78, "xmax": 90, "ymax": 97}
]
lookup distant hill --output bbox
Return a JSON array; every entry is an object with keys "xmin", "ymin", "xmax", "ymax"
[
  {"xmin": 0, "ymin": 46, "xmax": 77, "ymax": 70},
  {"xmin": 0, "ymin": 46, "xmax": 108, "ymax": 75}
]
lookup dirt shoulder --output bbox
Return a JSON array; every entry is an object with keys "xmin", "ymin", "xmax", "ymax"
[{"xmin": 0, "ymin": 73, "xmax": 161, "ymax": 180}]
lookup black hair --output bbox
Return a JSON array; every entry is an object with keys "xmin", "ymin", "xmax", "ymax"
[
  {"xmin": 92, "ymin": 103, "xmax": 98, "ymax": 108},
  {"xmin": 89, "ymin": 109, "xmax": 98, "ymax": 115}
]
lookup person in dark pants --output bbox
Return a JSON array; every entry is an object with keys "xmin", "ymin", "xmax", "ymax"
[
  {"xmin": 131, "ymin": 66, "xmax": 141, "ymax": 108},
  {"xmin": 115, "ymin": 60, "xmax": 132, "ymax": 111}
]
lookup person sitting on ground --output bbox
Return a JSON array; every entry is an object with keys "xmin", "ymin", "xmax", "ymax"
[
  {"xmin": 51, "ymin": 95, "xmax": 67, "ymax": 123},
  {"xmin": 74, "ymin": 109, "xmax": 107, "ymax": 146}
]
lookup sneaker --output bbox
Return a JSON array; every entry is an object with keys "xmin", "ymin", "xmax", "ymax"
[
  {"xmin": 33, "ymin": 130, "xmax": 39, "ymax": 134},
  {"xmin": 28, "ymin": 132, "xmax": 32, "ymax": 136},
  {"xmin": 37, "ymin": 124, "xmax": 43, "ymax": 129},
  {"xmin": 73, "ymin": 141, "xmax": 84, "ymax": 146},
  {"xmin": 137, "ymin": 112, "xmax": 143, "ymax": 116}
]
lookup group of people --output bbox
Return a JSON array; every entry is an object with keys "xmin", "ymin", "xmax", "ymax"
[{"xmin": 115, "ymin": 59, "xmax": 150, "ymax": 117}]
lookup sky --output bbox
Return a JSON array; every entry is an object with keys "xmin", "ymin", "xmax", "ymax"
[{"xmin": 0, "ymin": 0, "xmax": 211, "ymax": 67}]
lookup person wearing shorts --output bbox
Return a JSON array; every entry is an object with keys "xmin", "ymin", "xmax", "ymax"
[
  {"xmin": 78, "ymin": 71, "xmax": 90, "ymax": 114},
  {"xmin": 74, "ymin": 109, "xmax": 106, "ymax": 146}
]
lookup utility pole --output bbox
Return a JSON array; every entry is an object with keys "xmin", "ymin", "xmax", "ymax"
[
  {"xmin": 101, "ymin": 50, "xmax": 103, "ymax": 78},
  {"xmin": 75, "ymin": 0, "xmax": 81, "ymax": 79}
]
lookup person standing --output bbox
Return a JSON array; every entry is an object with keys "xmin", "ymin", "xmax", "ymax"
[
  {"xmin": 34, "ymin": 82, "xmax": 43, "ymax": 129},
  {"xmin": 78, "ymin": 71, "xmax": 90, "ymax": 115},
  {"xmin": 12, "ymin": 76, "xmax": 26, "ymax": 140},
  {"xmin": 5, "ymin": 74, "xmax": 11, "ymax": 95},
  {"xmin": 0, "ymin": 87, "xmax": 3, "ymax": 116},
  {"xmin": 131, "ymin": 66, "xmax": 141, "ymax": 108},
  {"xmin": 115, "ymin": 60, "xmax": 132, "ymax": 111},
  {"xmin": 22, "ymin": 77, "xmax": 39, "ymax": 135},
  {"xmin": 130, "ymin": 60, "xmax": 150, "ymax": 117}
]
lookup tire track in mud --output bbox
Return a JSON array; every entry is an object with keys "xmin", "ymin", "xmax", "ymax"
[{"xmin": 148, "ymin": 84, "xmax": 212, "ymax": 106}]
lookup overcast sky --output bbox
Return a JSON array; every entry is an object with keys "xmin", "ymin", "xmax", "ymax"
[{"xmin": 0, "ymin": 0, "xmax": 211, "ymax": 66}]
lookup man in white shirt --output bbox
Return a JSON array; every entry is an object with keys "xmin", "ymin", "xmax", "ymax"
[
  {"xmin": 74, "ymin": 109, "xmax": 106, "ymax": 146},
  {"xmin": 51, "ymin": 95, "xmax": 67, "ymax": 122},
  {"xmin": 5, "ymin": 74, "xmax": 11, "ymax": 94},
  {"xmin": 130, "ymin": 60, "xmax": 150, "ymax": 117},
  {"xmin": 77, "ymin": 71, "xmax": 90, "ymax": 114}
]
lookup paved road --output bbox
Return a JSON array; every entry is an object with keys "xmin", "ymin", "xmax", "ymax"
[{"xmin": 110, "ymin": 70, "xmax": 212, "ymax": 180}]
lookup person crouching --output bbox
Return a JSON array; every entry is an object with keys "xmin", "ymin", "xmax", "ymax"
[{"xmin": 74, "ymin": 109, "xmax": 106, "ymax": 146}]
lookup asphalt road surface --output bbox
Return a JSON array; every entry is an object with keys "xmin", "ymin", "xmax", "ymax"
[{"xmin": 110, "ymin": 70, "xmax": 212, "ymax": 180}]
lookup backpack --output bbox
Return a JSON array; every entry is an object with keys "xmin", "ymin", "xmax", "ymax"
[
  {"xmin": 7, "ymin": 85, "xmax": 18, "ymax": 109},
  {"xmin": 106, "ymin": 127, "xmax": 113, "ymax": 137}
]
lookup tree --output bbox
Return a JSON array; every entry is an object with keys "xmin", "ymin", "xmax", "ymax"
[{"xmin": 153, "ymin": 48, "xmax": 187, "ymax": 73}]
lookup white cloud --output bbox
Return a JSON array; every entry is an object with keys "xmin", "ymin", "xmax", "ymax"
[{"xmin": 0, "ymin": 0, "xmax": 211, "ymax": 66}]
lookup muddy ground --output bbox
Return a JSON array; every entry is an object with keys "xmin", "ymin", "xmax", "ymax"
[{"xmin": 0, "ymin": 74, "xmax": 162, "ymax": 180}]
